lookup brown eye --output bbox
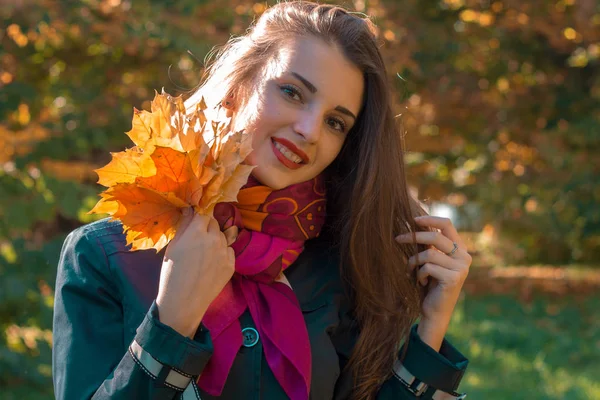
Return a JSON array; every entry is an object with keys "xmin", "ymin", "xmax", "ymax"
[{"xmin": 326, "ymin": 117, "xmax": 346, "ymax": 132}]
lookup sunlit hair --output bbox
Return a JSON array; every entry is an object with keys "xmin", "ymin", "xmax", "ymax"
[{"xmin": 185, "ymin": 1, "xmax": 429, "ymax": 398}]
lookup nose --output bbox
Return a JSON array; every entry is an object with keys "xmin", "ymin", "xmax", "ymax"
[{"xmin": 293, "ymin": 107, "xmax": 322, "ymax": 144}]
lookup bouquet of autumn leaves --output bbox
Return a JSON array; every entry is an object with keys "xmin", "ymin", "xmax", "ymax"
[{"xmin": 89, "ymin": 90, "xmax": 254, "ymax": 252}]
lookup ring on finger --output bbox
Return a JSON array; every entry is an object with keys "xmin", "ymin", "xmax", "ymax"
[{"xmin": 446, "ymin": 242, "xmax": 459, "ymax": 256}]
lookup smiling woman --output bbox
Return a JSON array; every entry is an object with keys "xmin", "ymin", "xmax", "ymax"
[
  {"xmin": 52, "ymin": 2, "xmax": 471, "ymax": 400},
  {"xmin": 234, "ymin": 35, "xmax": 363, "ymax": 189}
]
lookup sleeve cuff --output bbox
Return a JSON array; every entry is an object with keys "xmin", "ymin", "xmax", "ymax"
[
  {"xmin": 399, "ymin": 324, "xmax": 468, "ymax": 393},
  {"xmin": 133, "ymin": 300, "xmax": 213, "ymax": 376}
]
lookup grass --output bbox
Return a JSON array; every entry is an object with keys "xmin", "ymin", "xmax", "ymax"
[{"xmin": 446, "ymin": 292, "xmax": 600, "ymax": 399}]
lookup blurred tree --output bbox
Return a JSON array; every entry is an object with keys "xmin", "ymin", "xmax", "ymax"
[
  {"xmin": 0, "ymin": 0, "xmax": 238, "ymax": 395},
  {"xmin": 373, "ymin": 0, "xmax": 600, "ymax": 263}
]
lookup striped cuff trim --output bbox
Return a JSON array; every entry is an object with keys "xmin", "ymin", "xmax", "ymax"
[
  {"xmin": 393, "ymin": 359, "xmax": 467, "ymax": 399},
  {"xmin": 129, "ymin": 339, "xmax": 192, "ymax": 391}
]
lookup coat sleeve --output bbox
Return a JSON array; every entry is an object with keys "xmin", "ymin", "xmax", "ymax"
[
  {"xmin": 52, "ymin": 226, "xmax": 213, "ymax": 400},
  {"xmin": 332, "ymin": 309, "xmax": 468, "ymax": 400},
  {"xmin": 376, "ymin": 325, "xmax": 468, "ymax": 399}
]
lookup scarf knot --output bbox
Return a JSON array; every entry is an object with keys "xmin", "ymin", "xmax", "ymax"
[{"xmin": 197, "ymin": 175, "xmax": 326, "ymax": 400}]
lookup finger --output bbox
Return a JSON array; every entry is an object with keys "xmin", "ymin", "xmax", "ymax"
[
  {"xmin": 187, "ymin": 212, "xmax": 211, "ymax": 232},
  {"xmin": 408, "ymin": 248, "xmax": 465, "ymax": 271},
  {"xmin": 207, "ymin": 217, "xmax": 221, "ymax": 233},
  {"xmin": 174, "ymin": 207, "xmax": 197, "ymax": 239},
  {"xmin": 417, "ymin": 262, "xmax": 457, "ymax": 287},
  {"xmin": 413, "ymin": 216, "xmax": 464, "ymax": 248},
  {"xmin": 223, "ymin": 225, "xmax": 239, "ymax": 246},
  {"xmin": 227, "ymin": 247, "xmax": 236, "ymax": 265},
  {"xmin": 396, "ymin": 231, "xmax": 455, "ymax": 254}
]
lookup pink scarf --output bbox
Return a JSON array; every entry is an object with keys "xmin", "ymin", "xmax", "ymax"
[{"xmin": 198, "ymin": 175, "xmax": 326, "ymax": 400}]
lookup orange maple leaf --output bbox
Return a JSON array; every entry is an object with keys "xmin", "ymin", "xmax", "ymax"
[
  {"xmin": 89, "ymin": 90, "xmax": 255, "ymax": 252},
  {"xmin": 136, "ymin": 146, "xmax": 209, "ymax": 206}
]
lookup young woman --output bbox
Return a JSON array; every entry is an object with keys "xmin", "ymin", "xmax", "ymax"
[{"xmin": 53, "ymin": 2, "xmax": 471, "ymax": 399}]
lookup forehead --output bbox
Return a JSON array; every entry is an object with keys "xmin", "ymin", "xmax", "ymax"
[{"xmin": 266, "ymin": 36, "xmax": 364, "ymax": 115}]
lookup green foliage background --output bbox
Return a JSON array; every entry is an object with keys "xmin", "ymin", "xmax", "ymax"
[{"xmin": 0, "ymin": 0, "xmax": 599, "ymax": 398}]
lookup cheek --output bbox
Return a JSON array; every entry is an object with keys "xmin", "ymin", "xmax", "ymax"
[
  {"xmin": 319, "ymin": 136, "xmax": 346, "ymax": 167},
  {"xmin": 246, "ymin": 106, "xmax": 278, "ymax": 142},
  {"xmin": 245, "ymin": 123, "xmax": 274, "ymax": 166}
]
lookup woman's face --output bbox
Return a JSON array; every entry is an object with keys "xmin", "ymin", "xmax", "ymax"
[{"xmin": 232, "ymin": 36, "xmax": 364, "ymax": 190}]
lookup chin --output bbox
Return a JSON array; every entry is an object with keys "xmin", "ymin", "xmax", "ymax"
[{"xmin": 250, "ymin": 169, "xmax": 291, "ymax": 190}]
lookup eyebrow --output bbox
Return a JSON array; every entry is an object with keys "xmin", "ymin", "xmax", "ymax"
[{"xmin": 291, "ymin": 71, "xmax": 358, "ymax": 121}]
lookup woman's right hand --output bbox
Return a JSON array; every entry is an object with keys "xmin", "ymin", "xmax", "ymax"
[{"xmin": 156, "ymin": 207, "xmax": 237, "ymax": 338}]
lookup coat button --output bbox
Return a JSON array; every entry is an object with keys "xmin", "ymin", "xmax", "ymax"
[{"xmin": 241, "ymin": 327, "xmax": 259, "ymax": 347}]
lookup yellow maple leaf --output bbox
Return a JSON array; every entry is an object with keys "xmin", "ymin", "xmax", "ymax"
[
  {"xmin": 125, "ymin": 90, "xmax": 208, "ymax": 154},
  {"xmin": 89, "ymin": 90, "xmax": 255, "ymax": 252},
  {"xmin": 218, "ymin": 164, "xmax": 257, "ymax": 204},
  {"xmin": 94, "ymin": 147, "xmax": 156, "ymax": 187}
]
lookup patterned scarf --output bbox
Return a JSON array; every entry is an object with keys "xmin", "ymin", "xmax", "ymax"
[{"xmin": 197, "ymin": 174, "xmax": 327, "ymax": 400}]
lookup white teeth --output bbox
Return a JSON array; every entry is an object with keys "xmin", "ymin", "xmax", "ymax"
[{"xmin": 274, "ymin": 141, "xmax": 303, "ymax": 164}]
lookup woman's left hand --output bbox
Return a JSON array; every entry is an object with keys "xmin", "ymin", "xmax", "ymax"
[{"xmin": 395, "ymin": 215, "xmax": 472, "ymax": 350}]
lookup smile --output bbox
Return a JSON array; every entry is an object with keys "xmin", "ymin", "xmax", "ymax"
[
  {"xmin": 271, "ymin": 137, "xmax": 309, "ymax": 170},
  {"xmin": 274, "ymin": 141, "xmax": 303, "ymax": 163}
]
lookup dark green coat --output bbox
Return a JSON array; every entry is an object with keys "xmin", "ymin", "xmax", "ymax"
[{"xmin": 52, "ymin": 218, "xmax": 468, "ymax": 399}]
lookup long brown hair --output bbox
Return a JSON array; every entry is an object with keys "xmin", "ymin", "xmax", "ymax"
[{"xmin": 186, "ymin": 2, "xmax": 428, "ymax": 398}]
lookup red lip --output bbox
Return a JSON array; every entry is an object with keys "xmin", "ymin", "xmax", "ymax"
[
  {"xmin": 271, "ymin": 139, "xmax": 303, "ymax": 170},
  {"xmin": 272, "ymin": 137, "xmax": 309, "ymax": 164}
]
